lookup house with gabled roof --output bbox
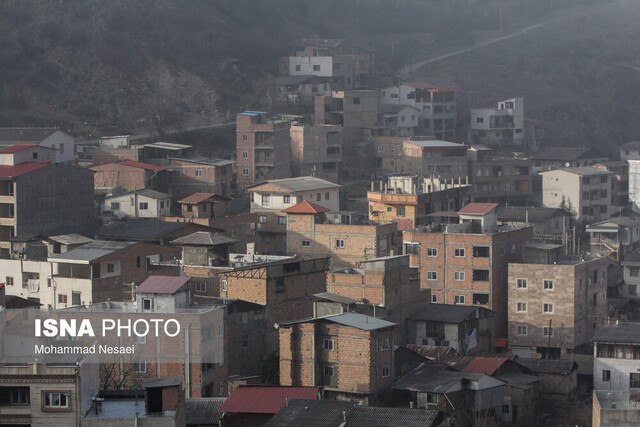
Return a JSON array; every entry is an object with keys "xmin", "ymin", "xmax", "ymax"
[
  {"xmin": 91, "ymin": 160, "xmax": 169, "ymax": 193},
  {"xmin": 104, "ymin": 189, "xmax": 171, "ymax": 219},
  {"xmin": 0, "ymin": 127, "xmax": 75, "ymax": 163},
  {"xmin": 248, "ymin": 176, "xmax": 341, "ymax": 213}
]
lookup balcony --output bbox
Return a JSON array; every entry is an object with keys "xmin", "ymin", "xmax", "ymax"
[
  {"xmin": 0, "ymin": 195, "xmax": 14, "ymax": 204},
  {"xmin": 0, "ymin": 217, "xmax": 15, "ymax": 227}
]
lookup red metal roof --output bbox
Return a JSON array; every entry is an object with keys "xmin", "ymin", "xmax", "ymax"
[
  {"xmin": 0, "ymin": 161, "xmax": 52, "ymax": 178},
  {"xmin": 179, "ymin": 192, "xmax": 217, "ymax": 204},
  {"xmin": 458, "ymin": 203, "xmax": 499, "ymax": 215},
  {"xmin": 136, "ymin": 276, "xmax": 190, "ymax": 294},
  {"xmin": 118, "ymin": 160, "xmax": 166, "ymax": 171},
  {"xmin": 283, "ymin": 201, "xmax": 330, "ymax": 214},
  {"xmin": 219, "ymin": 386, "xmax": 320, "ymax": 414},
  {"xmin": 495, "ymin": 338, "xmax": 508, "ymax": 347},
  {"xmin": 0, "ymin": 144, "xmax": 38, "ymax": 153},
  {"xmin": 460, "ymin": 357, "xmax": 511, "ymax": 375}
]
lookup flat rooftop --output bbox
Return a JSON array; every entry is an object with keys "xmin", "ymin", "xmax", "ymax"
[{"xmin": 85, "ymin": 399, "xmax": 175, "ymax": 419}]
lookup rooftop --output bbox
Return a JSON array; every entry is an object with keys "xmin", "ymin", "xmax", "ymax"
[
  {"xmin": 46, "ymin": 233, "xmax": 93, "ymax": 246},
  {"xmin": 0, "ymin": 127, "xmax": 60, "ymax": 143},
  {"xmin": 393, "ymin": 363, "xmax": 502, "ymax": 393},
  {"xmin": 117, "ymin": 160, "xmax": 166, "ymax": 171},
  {"xmin": 515, "ymin": 358, "xmax": 578, "ymax": 375},
  {"xmin": 594, "ymin": 390, "xmax": 640, "ymax": 411},
  {"xmin": 48, "ymin": 241, "xmax": 135, "ymax": 264},
  {"xmin": 142, "ymin": 142, "xmax": 192, "ymax": 151},
  {"xmin": 546, "ymin": 166, "xmax": 614, "ymax": 176},
  {"xmin": 279, "ymin": 312, "xmax": 397, "ymax": 331},
  {"xmin": 85, "ymin": 399, "xmax": 174, "ymax": 419},
  {"xmin": 185, "ymin": 397, "xmax": 226, "ymax": 425},
  {"xmin": 412, "ymin": 304, "xmax": 494, "ymax": 323},
  {"xmin": 497, "ymin": 206, "xmax": 569, "ymax": 222},
  {"xmin": 0, "ymin": 144, "xmax": 38, "ymax": 153},
  {"xmin": 169, "ymin": 157, "xmax": 235, "ymax": 167},
  {"xmin": 136, "ymin": 276, "xmax": 190, "ymax": 294},
  {"xmin": 404, "ymin": 139, "xmax": 468, "ymax": 150},
  {"xmin": 179, "ymin": 192, "xmax": 229, "ymax": 204},
  {"xmin": 312, "ymin": 292, "xmax": 360, "ymax": 305},
  {"xmin": 170, "ymin": 232, "xmax": 236, "ymax": 246},
  {"xmin": 283, "ymin": 201, "xmax": 331, "ymax": 214},
  {"xmin": 106, "ymin": 189, "xmax": 171, "ymax": 200},
  {"xmin": 96, "ymin": 219, "xmax": 219, "ymax": 241},
  {"xmin": 0, "ymin": 160, "xmax": 52, "ymax": 178},
  {"xmin": 248, "ymin": 176, "xmax": 341, "ymax": 192},
  {"xmin": 219, "ymin": 386, "xmax": 320, "ymax": 414},
  {"xmin": 593, "ymin": 322, "xmax": 640, "ymax": 344},
  {"xmin": 531, "ymin": 146, "xmax": 608, "ymax": 161},
  {"xmin": 458, "ymin": 202, "xmax": 499, "ymax": 215}
]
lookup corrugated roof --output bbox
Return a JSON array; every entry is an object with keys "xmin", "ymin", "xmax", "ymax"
[
  {"xmin": 531, "ymin": 146, "xmax": 608, "ymax": 161},
  {"xmin": 0, "ymin": 161, "xmax": 52, "ymax": 178},
  {"xmin": 458, "ymin": 202, "xmax": 499, "ymax": 215},
  {"xmin": 313, "ymin": 292, "xmax": 359, "ymax": 305},
  {"xmin": 219, "ymin": 386, "xmax": 320, "ymax": 414},
  {"xmin": 283, "ymin": 201, "xmax": 331, "ymax": 214},
  {"xmin": 143, "ymin": 142, "xmax": 192, "ymax": 150},
  {"xmin": 459, "ymin": 357, "xmax": 511, "ymax": 375},
  {"xmin": 179, "ymin": 192, "xmax": 219, "ymax": 204},
  {"xmin": 46, "ymin": 234, "xmax": 93, "ymax": 245},
  {"xmin": 136, "ymin": 276, "xmax": 190, "ymax": 294},
  {"xmin": 593, "ymin": 322, "xmax": 640, "ymax": 344},
  {"xmin": 279, "ymin": 312, "xmax": 397, "ymax": 331},
  {"xmin": 143, "ymin": 376, "xmax": 182, "ymax": 388},
  {"xmin": 106, "ymin": 189, "xmax": 171, "ymax": 200},
  {"xmin": 515, "ymin": 358, "xmax": 577, "ymax": 375},
  {"xmin": 170, "ymin": 232, "xmax": 236, "ymax": 246},
  {"xmin": 346, "ymin": 406, "xmax": 439, "ymax": 427},
  {"xmin": 96, "ymin": 219, "xmax": 218, "ymax": 241},
  {"xmin": 405, "ymin": 344, "xmax": 458, "ymax": 361},
  {"xmin": 0, "ymin": 127, "xmax": 59, "ymax": 143},
  {"xmin": 497, "ymin": 206, "xmax": 568, "ymax": 222},
  {"xmin": 185, "ymin": 397, "xmax": 226, "ymax": 425},
  {"xmin": 404, "ymin": 139, "xmax": 468, "ymax": 150},
  {"xmin": 412, "ymin": 304, "xmax": 494, "ymax": 323},
  {"xmin": 117, "ymin": 160, "xmax": 165, "ymax": 171},
  {"xmin": 48, "ymin": 241, "xmax": 135, "ymax": 264},
  {"xmin": 248, "ymin": 176, "xmax": 341, "ymax": 192},
  {"xmin": 264, "ymin": 399, "xmax": 356, "ymax": 427},
  {"xmin": 0, "ymin": 144, "xmax": 38, "ymax": 153},
  {"xmin": 497, "ymin": 372, "xmax": 540, "ymax": 388},
  {"xmin": 169, "ymin": 157, "xmax": 235, "ymax": 167}
]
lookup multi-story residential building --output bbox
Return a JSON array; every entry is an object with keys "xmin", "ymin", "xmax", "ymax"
[
  {"xmin": 0, "ymin": 146, "xmax": 95, "ymax": 256},
  {"xmin": 380, "ymin": 80, "xmax": 459, "ymax": 140},
  {"xmin": 625, "ymin": 159, "xmax": 640, "ymax": 213},
  {"xmin": 592, "ymin": 390, "xmax": 640, "ymax": 427},
  {"xmin": 508, "ymin": 251, "xmax": 610, "ymax": 358},
  {"xmin": 469, "ymin": 97, "xmax": 525, "ymax": 147},
  {"xmin": 541, "ymin": 167, "xmax": 614, "ymax": 224},
  {"xmin": 593, "ymin": 322, "xmax": 640, "ymax": 391},
  {"xmin": 103, "ymin": 189, "xmax": 171, "ymax": 219},
  {"xmin": 270, "ymin": 75, "xmax": 334, "ymax": 106},
  {"xmin": 91, "ymin": 160, "xmax": 168, "ymax": 193},
  {"xmin": 279, "ymin": 312, "xmax": 396, "ymax": 404},
  {"xmin": 167, "ymin": 157, "xmax": 234, "ymax": 198},
  {"xmin": 619, "ymin": 140, "xmax": 640, "ymax": 161},
  {"xmin": 367, "ymin": 175, "xmax": 472, "ymax": 230},
  {"xmin": 404, "ymin": 203, "xmax": 533, "ymax": 336},
  {"xmin": 468, "ymin": 146, "xmax": 533, "ymax": 204},
  {"xmin": 594, "ymin": 161, "xmax": 629, "ymax": 207},
  {"xmin": 531, "ymin": 146, "xmax": 609, "ymax": 172},
  {"xmin": 0, "ymin": 127, "xmax": 75, "ymax": 163},
  {"xmin": 620, "ymin": 250, "xmax": 640, "ymax": 301},
  {"xmin": 285, "ymin": 201, "xmax": 401, "ymax": 267},
  {"xmin": 248, "ymin": 176, "xmax": 341, "ymax": 213},
  {"xmin": 497, "ymin": 206, "xmax": 572, "ymax": 238},
  {"xmin": 236, "ymin": 111, "xmax": 292, "ymax": 191},
  {"xmin": 379, "ymin": 105, "xmax": 420, "ymax": 137},
  {"xmin": 218, "ymin": 256, "xmax": 330, "ymax": 353},
  {"xmin": 587, "ymin": 216, "xmax": 640, "ymax": 262},
  {"xmin": 278, "ymin": 38, "xmax": 373, "ymax": 90},
  {"xmin": 290, "ymin": 124, "xmax": 342, "ymax": 182}
]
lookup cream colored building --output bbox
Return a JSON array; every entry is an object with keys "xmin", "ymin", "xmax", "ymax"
[
  {"xmin": 248, "ymin": 176, "xmax": 341, "ymax": 213},
  {"xmin": 104, "ymin": 189, "xmax": 171, "ymax": 219},
  {"xmin": 541, "ymin": 167, "xmax": 613, "ymax": 224}
]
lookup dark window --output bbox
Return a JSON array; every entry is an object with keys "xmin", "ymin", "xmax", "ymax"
[
  {"xmin": 630, "ymin": 373, "xmax": 640, "ymax": 388},
  {"xmin": 473, "ymin": 246, "xmax": 490, "ymax": 257},
  {"xmin": 472, "ymin": 269, "xmax": 489, "ymax": 281},
  {"xmin": 137, "ymin": 256, "xmax": 141, "ymax": 268},
  {"xmin": 353, "ymin": 97, "xmax": 360, "ymax": 104},
  {"xmin": 602, "ymin": 370, "xmax": 611, "ymax": 381},
  {"xmin": 72, "ymin": 292, "xmax": 81, "ymax": 306},
  {"xmin": 473, "ymin": 293, "xmax": 489, "ymax": 305}
]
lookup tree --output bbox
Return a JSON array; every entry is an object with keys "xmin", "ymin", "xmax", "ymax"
[{"xmin": 559, "ymin": 195, "xmax": 576, "ymax": 217}]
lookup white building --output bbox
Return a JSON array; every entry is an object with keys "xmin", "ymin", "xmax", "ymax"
[
  {"xmin": 541, "ymin": 167, "xmax": 614, "ymax": 224},
  {"xmin": 0, "ymin": 128, "xmax": 75, "ymax": 163},
  {"xmin": 469, "ymin": 97, "xmax": 524, "ymax": 147},
  {"xmin": 104, "ymin": 189, "xmax": 172, "ymax": 219},
  {"xmin": 627, "ymin": 160, "xmax": 640, "ymax": 213},
  {"xmin": 620, "ymin": 141, "xmax": 640, "ymax": 161},
  {"xmin": 247, "ymin": 176, "xmax": 341, "ymax": 212},
  {"xmin": 593, "ymin": 322, "xmax": 640, "ymax": 391}
]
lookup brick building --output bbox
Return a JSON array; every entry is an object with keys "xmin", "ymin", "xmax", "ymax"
[
  {"xmin": 404, "ymin": 203, "xmax": 533, "ymax": 337},
  {"xmin": 91, "ymin": 160, "xmax": 168, "ymax": 193},
  {"xmin": 236, "ymin": 111, "xmax": 292, "ymax": 191},
  {"xmin": 279, "ymin": 312, "xmax": 397, "ymax": 404},
  {"xmin": 290, "ymin": 124, "xmax": 343, "ymax": 182},
  {"xmin": 468, "ymin": 146, "xmax": 533, "ymax": 204},
  {"xmin": 284, "ymin": 201, "xmax": 401, "ymax": 267},
  {"xmin": 248, "ymin": 176, "xmax": 341, "ymax": 213},
  {"xmin": 167, "ymin": 158, "xmax": 234, "ymax": 198}
]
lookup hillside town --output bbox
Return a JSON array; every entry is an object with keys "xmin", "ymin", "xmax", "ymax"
[{"xmin": 1, "ymin": 37, "xmax": 639, "ymax": 427}]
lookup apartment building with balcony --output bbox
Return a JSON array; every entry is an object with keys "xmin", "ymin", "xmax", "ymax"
[
  {"xmin": 0, "ymin": 145, "xmax": 95, "ymax": 256},
  {"xmin": 236, "ymin": 111, "xmax": 292, "ymax": 191},
  {"xmin": 469, "ymin": 97, "xmax": 524, "ymax": 147},
  {"xmin": 290, "ymin": 124, "xmax": 343, "ymax": 182},
  {"xmin": 404, "ymin": 203, "xmax": 533, "ymax": 337},
  {"xmin": 593, "ymin": 322, "xmax": 640, "ymax": 391}
]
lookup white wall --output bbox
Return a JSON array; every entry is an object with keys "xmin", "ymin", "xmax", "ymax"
[
  {"xmin": 41, "ymin": 131, "xmax": 75, "ymax": 163},
  {"xmin": 288, "ymin": 56, "xmax": 333, "ymax": 77}
]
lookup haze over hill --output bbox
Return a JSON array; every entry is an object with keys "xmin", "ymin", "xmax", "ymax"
[{"xmin": 0, "ymin": 0, "xmax": 638, "ymax": 152}]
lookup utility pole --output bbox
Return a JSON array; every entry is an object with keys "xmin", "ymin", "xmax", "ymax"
[{"xmin": 546, "ymin": 318, "xmax": 552, "ymax": 359}]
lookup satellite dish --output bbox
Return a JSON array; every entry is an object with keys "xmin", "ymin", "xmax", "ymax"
[
  {"xmin": 535, "ymin": 353, "xmax": 542, "ymax": 359},
  {"xmin": 565, "ymin": 162, "xmax": 570, "ymax": 167}
]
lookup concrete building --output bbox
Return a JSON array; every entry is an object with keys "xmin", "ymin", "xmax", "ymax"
[
  {"xmin": 248, "ymin": 176, "xmax": 341, "ymax": 213},
  {"xmin": 593, "ymin": 390, "xmax": 640, "ymax": 427},
  {"xmin": 593, "ymin": 322, "xmax": 640, "ymax": 392},
  {"xmin": 619, "ymin": 141, "xmax": 640, "ymax": 161},
  {"xmin": 91, "ymin": 160, "xmax": 168, "ymax": 194},
  {"xmin": 379, "ymin": 104, "xmax": 420, "ymax": 137},
  {"xmin": 508, "ymin": 251, "xmax": 610, "ymax": 358},
  {"xmin": 404, "ymin": 203, "xmax": 534, "ymax": 337},
  {"xmin": 469, "ymin": 97, "xmax": 524, "ymax": 147},
  {"xmin": 541, "ymin": 167, "xmax": 614, "ymax": 224},
  {"xmin": 497, "ymin": 206, "xmax": 572, "ymax": 239},
  {"xmin": 285, "ymin": 201, "xmax": 401, "ymax": 267},
  {"xmin": 0, "ymin": 151, "xmax": 95, "ymax": 256},
  {"xmin": 104, "ymin": 189, "xmax": 171, "ymax": 219},
  {"xmin": 383, "ymin": 140, "xmax": 468, "ymax": 181},
  {"xmin": 236, "ymin": 111, "xmax": 291, "ymax": 191},
  {"xmin": 0, "ymin": 127, "xmax": 75, "ymax": 163},
  {"xmin": 587, "ymin": 216, "xmax": 640, "ymax": 262},
  {"xmin": 594, "ymin": 161, "xmax": 629, "ymax": 208},
  {"xmin": 468, "ymin": 146, "xmax": 533, "ymax": 204},
  {"xmin": 167, "ymin": 158, "xmax": 234, "ymax": 198},
  {"xmin": 290, "ymin": 124, "xmax": 342, "ymax": 182},
  {"xmin": 380, "ymin": 80, "xmax": 459, "ymax": 140},
  {"xmin": 279, "ymin": 313, "xmax": 396, "ymax": 404},
  {"xmin": 367, "ymin": 175, "xmax": 473, "ymax": 230},
  {"xmin": 270, "ymin": 75, "xmax": 334, "ymax": 106},
  {"xmin": 626, "ymin": 159, "xmax": 640, "ymax": 213},
  {"xmin": 620, "ymin": 250, "xmax": 640, "ymax": 301}
]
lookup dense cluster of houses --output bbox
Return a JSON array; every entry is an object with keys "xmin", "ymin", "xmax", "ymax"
[{"xmin": 1, "ymin": 38, "xmax": 640, "ymax": 427}]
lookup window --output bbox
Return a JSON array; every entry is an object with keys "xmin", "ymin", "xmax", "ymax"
[
  {"xmin": 630, "ymin": 285, "xmax": 638, "ymax": 297},
  {"xmin": 323, "ymin": 365, "xmax": 334, "ymax": 376},
  {"xmin": 32, "ymin": 152, "xmax": 38, "ymax": 159},
  {"xmin": 242, "ymin": 168, "xmax": 250, "ymax": 175},
  {"xmin": 380, "ymin": 339, "xmax": 390, "ymax": 351},
  {"xmin": 295, "ymin": 65, "xmax": 301, "ymax": 71},
  {"xmin": 132, "ymin": 361, "xmax": 147, "ymax": 373},
  {"xmin": 133, "ymin": 334, "xmax": 146, "ymax": 344},
  {"xmin": 543, "ymin": 303, "xmax": 554, "ymax": 313},
  {"xmin": 500, "ymin": 247, "xmax": 506, "ymax": 256},
  {"xmin": 381, "ymin": 366, "xmax": 390, "ymax": 377},
  {"xmin": 242, "ymin": 335, "xmax": 248, "ymax": 348},
  {"xmin": 107, "ymin": 263, "xmax": 115, "ymax": 273},
  {"xmin": 353, "ymin": 97, "xmax": 360, "ymax": 104},
  {"xmin": 543, "ymin": 326, "xmax": 554, "ymax": 337},
  {"xmin": 473, "ymin": 293, "xmax": 489, "ymax": 305},
  {"xmin": 378, "ymin": 146, "xmax": 384, "ymax": 152},
  {"xmin": 196, "ymin": 282, "xmax": 208, "ymax": 293},
  {"xmin": 427, "ymin": 247, "xmax": 438, "ymax": 257},
  {"xmin": 431, "ymin": 294, "xmax": 438, "ymax": 303},
  {"xmin": 517, "ymin": 302, "xmax": 527, "ymax": 312},
  {"xmin": 454, "ymin": 248, "xmax": 465, "ymax": 257},
  {"xmin": 143, "ymin": 298, "xmax": 152, "ymax": 311},
  {"xmin": 476, "ymin": 117, "xmax": 484, "ymax": 123},
  {"xmin": 72, "ymin": 291, "xmax": 81, "ymax": 306},
  {"xmin": 195, "ymin": 169, "xmax": 203, "ymax": 177},
  {"xmin": 325, "ymin": 192, "xmax": 330, "ymax": 200},
  {"xmin": 10, "ymin": 389, "xmax": 29, "ymax": 405},
  {"xmin": 313, "ymin": 64, "xmax": 320, "ymax": 71},
  {"xmin": 323, "ymin": 339, "xmax": 334, "ymax": 351},
  {"xmin": 59, "ymin": 143, "xmax": 64, "ymax": 154},
  {"xmin": 396, "ymin": 207, "xmax": 405, "ymax": 216},
  {"xmin": 630, "ymin": 267, "xmax": 640, "ymax": 277},
  {"xmin": 602, "ymin": 370, "xmax": 611, "ymax": 381},
  {"xmin": 516, "ymin": 325, "xmax": 528, "ymax": 335},
  {"xmin": 242, "ymin": 134, "xmax": 248, "ymax": 141},
  {"xmin": 242, "ymin": 151, "xmax": 248, "ymax": 158},
  {"xmin": 302, "ymin": 240, "xmax": 311, "ymax": 247},
  {"xmin": 58, "ymin": 294, "xmax": 67, "ymax": 304},
  {"xmin": 454, "ymin": 271, "xmax": 465, "ymax": 281},
  {"xmin": 43, "ymin": 391, "xmax": 69, "ymax": 409},
  {"xmin": 336, "ymin": 239, "xmax": 345, "ymax": 248},
  {"xmin": 427, "ymin": 271, "xmax": 438, "ymax": 280},
  {"xmin": 110, "ymin": 202, "xmax": 120, "ymax": 210},
  {"xmin": 278, "ymin": 216, "xmax": 287, "ymax": 225},
  {"xmin": 139, "ymin": 202, "xmax": 148, "ymax": 210},
  {"xmin": 454, "ymin": 295, "xmax": 466, "ymax": 304},
  {"xmin": 630, "ymin": 373, "xmax": 640, "ymax": 388},
  {"xmin": 173, "ymin": 169, "xmax": 181, "ymax": 176},
  {"xmin": 517, "ymin": 279, "xmax": 527, "ymax": 289},
  {"xmin": 317, "ymin": 193, "xmax": 321, "ymax": 201},
  {"xmin": 544, "ymin": 280, "xmax": 554, "ymax": 290},
  {"xmin": 472, "ymin": 269, "xmax": 489, "ymax": 281},
  {"xmin": 284, "ymin": 195, "xmax": 291, "ymax": 203},
  {"xmin": 258, "ymin": 215, "xmax": 267, "ymax": 224},
  {"xmin": 262, "ymin": 195, "xmax": 270, "ymax": 207},
  {"xmin": 137, "ymin": 256, "xmax": 141, "ymax": 268},
  {"xmin": 473, "ymin": 246, "xmax": 490, "ymax": 257},
  {"xmin": 6, "ymin": 276, "xmax": 13, "ymax": 286}
]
